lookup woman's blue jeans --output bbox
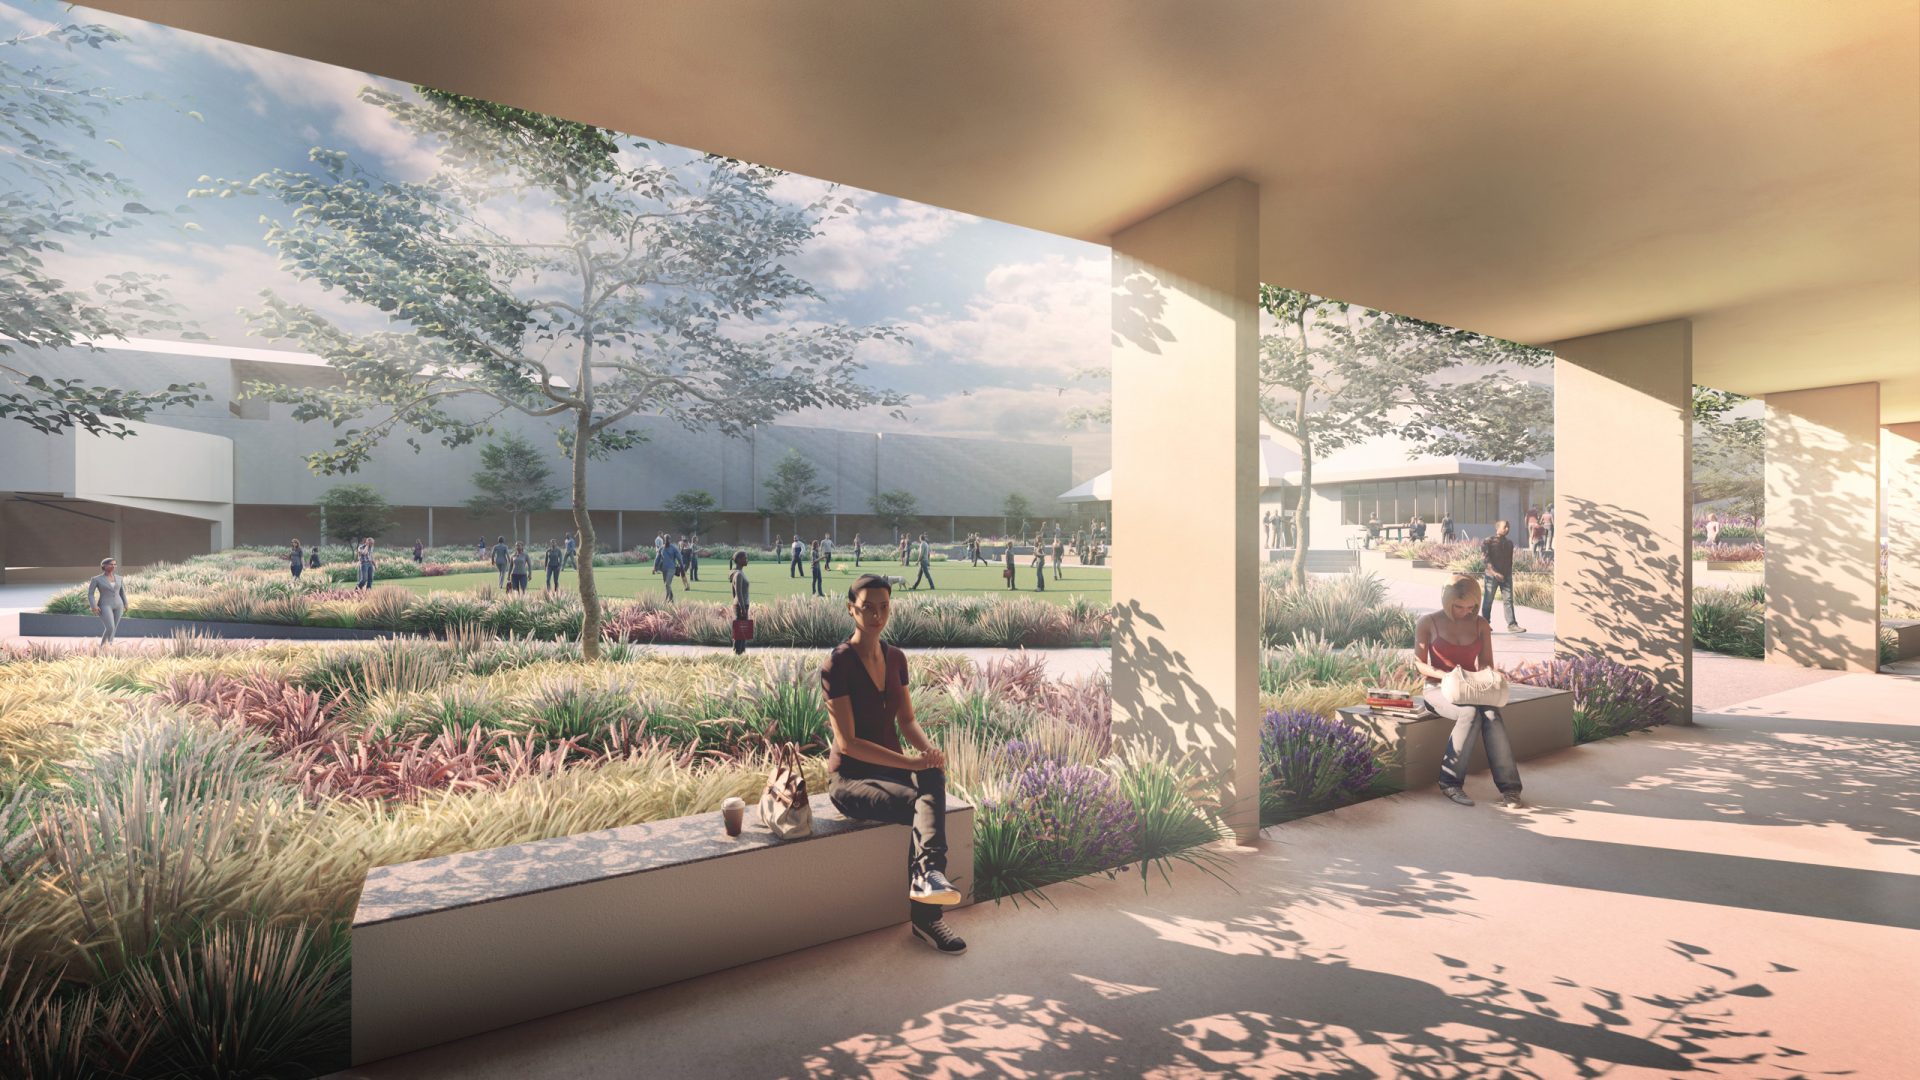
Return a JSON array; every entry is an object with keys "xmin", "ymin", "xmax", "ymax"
[{"xmin": 1423, "ymin": 695, "xmax": 1523, "ymax": 794}]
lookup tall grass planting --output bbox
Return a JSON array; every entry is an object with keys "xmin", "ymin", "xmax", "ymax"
[{"xmin": 1260, "ymin": 571, "xmax": 1414, "ymax": 649}]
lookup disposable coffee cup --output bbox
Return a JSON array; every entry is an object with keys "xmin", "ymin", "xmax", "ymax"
[{"xmin": 721, "ymin": 797, "xmax": 746, "ymax": 837}]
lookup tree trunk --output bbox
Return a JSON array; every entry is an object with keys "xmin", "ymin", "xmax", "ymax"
[
  {"xmin": 1290, "ymin": 387, "xmax": 1311, "ymax": 591},
  {"xmin": 573, "ymin": 406, "xmax": 600, "ymax": 660}
]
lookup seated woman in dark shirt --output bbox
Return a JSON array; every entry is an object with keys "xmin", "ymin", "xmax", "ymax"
[{"xmin": 820, "ymin": 573, "xmax": 967, "ymax": 955}]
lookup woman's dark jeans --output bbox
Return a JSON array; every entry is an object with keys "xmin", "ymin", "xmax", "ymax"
[
  {"xmin": 831, "ymin": 765, "xmax": 950, "ymax": 922},
  {"xmin": 1423, "ymin": 695, "xmax": 1522, "ymax": 794}
]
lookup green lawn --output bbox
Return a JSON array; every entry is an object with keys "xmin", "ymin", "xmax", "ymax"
[{"xmin": 389, "ymin": 557, "xmax": 1111, "ymax": 606}]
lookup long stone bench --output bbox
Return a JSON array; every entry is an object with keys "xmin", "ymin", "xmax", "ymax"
[
  {"xmin": 1337, "ymin": 683, "xmax": 1575, "ymax": 790},
  {"xmin": 1885, "ymin": 619, "xmax": 1920, "ymax": 663},
  {"xmin": 350, "ymin": 793, "xmax": 974, "ymax": 1065}
]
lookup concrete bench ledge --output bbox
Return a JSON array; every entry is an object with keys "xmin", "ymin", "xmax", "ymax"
[
  {"xmin": 19, "ymin": 611, "xmax": 406, "ymax": 641},
  {"xmin": 1886, "ymin": 619, "xmax": 1920, "ymax": 662},
  {"xmin": 1338, "ymin": 683, "xmax": 1575, "ymax": 790},
  {"xmin": 351, "ymin": 793, "xmax": 973, "ymax": 1066}
]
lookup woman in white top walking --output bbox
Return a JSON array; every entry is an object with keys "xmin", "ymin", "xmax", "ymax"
[{"xmin": 87, "ymin": 557, "xmax": 129, "ymax": 645}]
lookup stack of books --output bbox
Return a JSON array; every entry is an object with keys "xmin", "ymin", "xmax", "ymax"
[{"xmin": 1364, "ymin": 687, "xmax": 1431, "ymax": 721}]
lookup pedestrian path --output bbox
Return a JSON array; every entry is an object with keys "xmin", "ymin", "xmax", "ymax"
[{"xmin": 325, "ymin": 669, "xmax": 1920, "ymax": 1079}]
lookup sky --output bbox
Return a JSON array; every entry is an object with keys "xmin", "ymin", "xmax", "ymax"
[{"xmin": 2, "ymin": 1, "xmax": 1118, "ymax": 477}]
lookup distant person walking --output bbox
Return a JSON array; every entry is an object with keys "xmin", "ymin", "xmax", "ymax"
[
  {"xmin": 659, "ymin": 536, "xmax": 681, "ymax": 601},
  {"xmin": 811, "ymin": 540, "xmax": 826, "ymax": 597},
  {"xmin": 507, "ymin": 542, "xmax": 532, "ymax": 594},
  {"xmin": 563, "ymin": 531, "xmax": 578, "ymax": 569},
  {"xmin": 1032, "ymin": 543, "xmax": 1046, "ymax": 591},
  {"xmin": 1544, "ymin": 503, "xmax": 1555, "ymax": 551},
  {"xmin": 476, "ymin": 536, "xmax": 488, "ymax": 559},
  {"xmin": 307, "ymin": 547, "xmax": 320, "ymax": 570},
  {"xmin": 492, "ymin": 536, "xmax": 510, "ymax": 588},
  {"xmin": 1002, "ymin": 539, "xmax": 1018, "ymax": 590},
  {"xmin": 684, "ymin": 536, "xmax": 699, "ymax": 584},
  {"xmin": 356, "ymin": 537, "xmax": 376, "ymax": 590},
  {"xmin": 1051, "ymin": 535, "xmax": 1064, "ymax": 580},
  {"xmin": 289, "ymin": 540, "xmax": 304, "ymax": 579},
  {"xmin": 412, "ymin": 539, "xmax": 424, "ymax": 563},
  {"xmin": 729, "ymin": 550, "xmax": 752, "ymax": 655},
  {"xmin": 544, "ymin": 538, "xmax": 563, "ymax": 592},
  {"xmin": 822, "ymin": 534, "xmax": 835, "ymax": 572},
  {"xmin": 968, "ymin": 534, "xmax": 982, "ymax": 566},
  {"xmin": 1704, "ymin": 512, "xmax": 1721, "ymax": 547},
  {"xmin": 1480, "ymin": 520, "xmax": 1524, "ymax": 633},
  {"xmin": 899, "ymin": 534, "xmax": 911, "ymax": 566},
  {"xmin": 792, "ymin": 536, "xmax": 807, "ymax": 578},
  {"xmin": 910, "ymin": 534, "xmax": 936, "ymax": 591},
  {"xmin": 1528, "ymin": 510, "xmax": 1548, "ymax": 559},
  {"xmin": 1410, "ymin": 513, "xmax": 1427, "ymax": 542},
  {"xmin": 1365, "ymin": 512, "xmax": 1380, "ymax": 550},
  {"xmin": 1441, "ymin": 512, "xmax": 1455, "ymax": 542},
  {"xmin": 853, "ymin": 533, "xmax": 864, "ymax": 567},
  {"xmin": 87, "ymin": 557, "xmax": 129, "ymax": 645}
]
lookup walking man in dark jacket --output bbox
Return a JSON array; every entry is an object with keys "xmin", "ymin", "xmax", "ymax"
[
  {"xmin": 910, "ymin": 534, "xmax": 935, "ymax": 590},
  {"xmin": 544, "ymin": 538, "xmax": 564, "ymax": 592},
  {"xmin": 1480, "ymin": 520, "xmax": 1524, "ymax": 632}
]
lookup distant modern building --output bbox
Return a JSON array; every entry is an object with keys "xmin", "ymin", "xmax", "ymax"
[
  {"xmin": 0, "ymin": 339, "xmax": 1075, "ymax": 579},
  {"xmin": 1063, "ymin": 425, "xmax": 1552, "ymax": 549}
]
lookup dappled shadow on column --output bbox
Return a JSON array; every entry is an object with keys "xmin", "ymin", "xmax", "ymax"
[
  {"xmin": 1110, "ymin": 599, "xmax": 1236, "ymax": 805},
  {"xmin": 1111, "ymin": 267, "xmax": 1178, "ymax": 355},
  {"xmin": 1765, "ymin": 413, "xmax": 1881, "ymax": 671},
  {"xmin": 1558, "ymin": 496, "xmax": 1688, "ymax": 708}
]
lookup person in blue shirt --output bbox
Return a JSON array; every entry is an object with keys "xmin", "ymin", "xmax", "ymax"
[
  {"xmin": 563, "ymin": 531, "xmax": 578, "ymax": 569},
  {"xmin": 491, "ymin": 536, "xmax": 510, "ymax": 587},
  {"xmin": 356, "ymin": 537, "xmax": 376, "ymax": 590},
  {"xmin": 658, "ymin": 536, "xmax": 681, "ymax": 601}
]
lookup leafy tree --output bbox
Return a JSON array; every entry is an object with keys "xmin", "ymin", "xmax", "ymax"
[
  {"xmin": 465, "ymin": 431, "xmax": 564, "ymax": 544},
  {"xmin": 0, "ymin": 16, "xmax": 208, "ymax": 437},
  {"xmin": 1002, "ymin": 492, "xmax": 1034, "ymax": 537},
  {"xmin": 664, "ymin": 489, "xmax": 717, "ymax": 537},
  {"xmin": 1259, "ymin": 286, "xmax": 1552, "ymax": 587},
  {"xmin": 208, "ymin": 88, "xmax": 904, "ymax": 657},
  {"xmin": 761, "ymin": 450, "xmax": 829, "ymax": 536},
  {"xmin": 1692, "ymin": 386, "xmax": 1763, "ymax": 516},
  {"xmin": 868, "ymin": 488, "xmax": 920, "ymax": 543},
  {"xmin": 1063, "ymin": 364, "xmax": 1111, "ymax": 430},
  {"xmin": 315, "ymin": 483, "xmax": 397, "ymax": 544}
]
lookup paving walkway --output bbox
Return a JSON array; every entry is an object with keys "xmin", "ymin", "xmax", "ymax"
[{"xmin": 329, "ymin": 667, "xmax": 1920, "ymax": 1079}]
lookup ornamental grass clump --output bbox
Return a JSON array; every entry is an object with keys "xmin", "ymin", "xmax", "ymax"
[
  {"xmin": 1260, "ymin": 571, "xmax": 1414, "ymax": 649},
  {"xmin": 1258, "ymin": 708, "xmax": 1381, "ymax": 820},
  {"xmin": 1506, "ymin": 655, "xmax": 1670, "ymax": 741},
  {"xmin": 1691, "ymin": 585, "xmax": 1765, "ymax": 658},
  {"xmin": 1694, "ymin": 541, "xmax": 1766, "ymax": 563},
  {"xmin": 1259, "ymin": 634, "xmax": 1420, "ymax": 694}
]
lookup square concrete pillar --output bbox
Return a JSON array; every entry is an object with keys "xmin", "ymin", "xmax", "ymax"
[
  {"xmin": 1550, "ymin": 320, "xmax": 1693, "ymax": 721},
  {"xmin": 1109, "ymin": 178, "xmax": 1261, "ymax": 841},
  {"xmin": 1765, "ymin": 383, "xmax": 1881, "ymax": 671},
  {"xmin": 1886, "ymin": 423, "xmax": 1920, "ymax": 614}
]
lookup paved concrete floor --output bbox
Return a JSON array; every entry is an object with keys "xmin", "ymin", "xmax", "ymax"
[{"xmin": 330, "ymin": 667, "xmax": 1920, "ymax": 1080}]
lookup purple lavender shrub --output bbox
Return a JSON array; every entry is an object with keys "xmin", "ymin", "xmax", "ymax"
[
  {"xmin": 1259, "ymin": 708, "xmax": 1380, "ymax": 812},
  {"xmin": 1507, "ymin": 656, "xmax": 1670, "ymax": 741},
  {"xmin": 1009, "ymin": 760, "xmax": 1139, "ymax": 873}
]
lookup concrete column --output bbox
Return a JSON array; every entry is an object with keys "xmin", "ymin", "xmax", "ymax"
[
  {"xmin": 1550, "ymin": 320, "xmax": 1693, "ymax": 721},
  {"xmin": 1888, "ymin": 423, "xmax": 1920, "ymax": 613},
  {"xmin": 427, "ymin": 506, "xmax": 434, "ymax": 548},
  {"xmin": 0, "ymin": 496, "xmax": 8, "ymax": 585},
  {"xmin": 110, "ymin": 506, "xmax": 123, "ymax": 565},
  {"xmin": 616, "ymin": 510, "xmax": 623, "ymax": 553},
  {"xmin": 1764, "ymin": 383, "xmax": 1881, "ymax": 671},
  {"xmin": 1109, "ymin": 178, "xmax": 1261, "ymax": 842},
  {"xmin": 949, "ymin": 515, "xmax": 956, "ymax": 542}
]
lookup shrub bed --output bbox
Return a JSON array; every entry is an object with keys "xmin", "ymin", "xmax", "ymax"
[{"xmin": 1506, "ymin": 655, "xmax": 1671, "ymax": 741}]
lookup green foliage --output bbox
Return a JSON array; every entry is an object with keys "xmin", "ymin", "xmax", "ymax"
[
  {"xmin": 1001, "ymin": 492, "xmax": 1034, "ymax": 535},
  {"xmin": 761, "ymin": 450, "xmax": 830, "ymax": 534},
  {"xmin": 0, "ymin": 18, "xmax": 209, "ymax": 438},
  {"xmin": 464, "ymin": 431, "xmax": 564, "ymax": 532},
  {"xmin": 1691, "ymin": 586, "xmax": 1764, "ymax": 658},
  {"xmin": 1261, "ymin": 571, "xmax": 1415, "ymax": 649},
  {"xmin": 867, "ymin": 489, "xmax": 920, "ymax": 537},
  {"xmin": 663, "ymin": 489, "xmax": 718, "ymax": 536},
  {"xmin": 315, "ymin": 484, "xmax": 397, "ymax": 544}
]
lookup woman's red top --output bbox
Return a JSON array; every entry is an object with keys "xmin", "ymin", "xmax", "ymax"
[{"xmin": 1426, "ymin": 635, "xmax": 1483, "ymax": 683}]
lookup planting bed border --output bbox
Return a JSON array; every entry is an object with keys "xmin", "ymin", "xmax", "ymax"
[
  {"xmin": 19, "ymin": 612, "xmax": 414, "ymax": 641},
  {"xmin": 352, "ymin": 793, "xmax": 974, "ymax": 1065}
]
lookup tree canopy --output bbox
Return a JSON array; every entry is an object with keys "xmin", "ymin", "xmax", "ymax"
[
  {"xmin": 761, "ymin": 450, "xmax": 829, "ymax": 535},
  {"xmin": 868, "ymin": 488, "xmax": 920, "ymax": 539},
  {"xmin": 465, "ymin": 431, "xmax": 564, "ymax": 540},
  {"xmin": 663, "ymin": 489, "xmax": 717, "ymax": 536},
  {"xmin": 0, "ymin": 17, "xmax": 208, "ymax": 438},
  {"xmin": 205, "ymin": 87, "xmax": 905, "ymax": 656}
]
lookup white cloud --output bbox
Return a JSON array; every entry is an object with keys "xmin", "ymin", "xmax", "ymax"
[
  {"xmin": 871, "ymin": 254, "xmax": 1109, "ymax": 377},
  {"xmin": 783, "ymin": 188, "xmax": 974, "ymax": 293},
  {"xmin": 104, "ymin": 20, "xmax": 443, "ymax": 181}
]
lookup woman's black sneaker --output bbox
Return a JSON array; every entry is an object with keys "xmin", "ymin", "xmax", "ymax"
[
  {"xmin": 1442, "ymin": 787, "xmax": 1475, "ymax": 806},
  {"xmin": 911, "ymin": 918, "xmax": 967, "ymax": 955}
]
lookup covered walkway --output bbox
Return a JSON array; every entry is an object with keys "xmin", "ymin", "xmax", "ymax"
[{"xmin": 330, "ymin": 670, "xmax": 1919, "ymax": 1079}]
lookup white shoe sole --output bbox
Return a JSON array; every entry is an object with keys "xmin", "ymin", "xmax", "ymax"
[{"xmin": 910, "ymin": 887, "xmax": 962, "ymax": 905}]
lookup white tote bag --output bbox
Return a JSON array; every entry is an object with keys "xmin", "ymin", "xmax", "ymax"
[
  {"xmin": 1440, "ymin": 665, "xmax": 1511, "ymax": 708},
  {"xmin": 758, "ymin": 742, "xmax": 815, "ymax": 840}
]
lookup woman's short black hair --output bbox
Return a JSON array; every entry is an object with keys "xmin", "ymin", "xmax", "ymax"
[{"xmin": 847, "ymin": 573, "xmax": 892, "ymax": 602}]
